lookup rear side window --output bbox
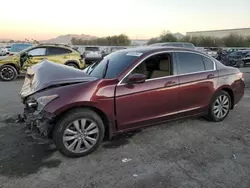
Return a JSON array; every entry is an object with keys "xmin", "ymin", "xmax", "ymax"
[
  {"xmin": 176, "ymin": 52, "xmax": 205, "ymax": 74},
  {"xmin": 47, "ymin": 47, "xmax": 71, "ymax": 55},
  {"xmin": 202, "ymin": 57, "xmax": 214, "ymax": 70}
]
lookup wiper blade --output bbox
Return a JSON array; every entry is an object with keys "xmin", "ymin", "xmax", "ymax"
[{"xmin": 102, "ymin": 60, "xmax": 109, "ymax": 78}]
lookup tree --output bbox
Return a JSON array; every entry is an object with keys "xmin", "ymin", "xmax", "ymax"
[
  {"xmin": 147, "ymin": 37, "xmax": 159, "ymax": 45},
  {"xmin": 71, "ymin": 34, "xmax": 131, "ymax": 46},
  {"xmin": 159, "ymin": 32, "xmax": 178, "ymax": 42},
  {"xmin": 223, "ymin": 34, "xmax": 247, "ymax": 47}
]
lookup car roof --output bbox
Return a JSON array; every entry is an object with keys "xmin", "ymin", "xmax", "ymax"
[
  {"xmin": 150, "ymin": 42, "xmax": 194, "ymax": 46},
  {"xmin": 119, "ymin": 46, "xmax": 200, "ymax": 55}
]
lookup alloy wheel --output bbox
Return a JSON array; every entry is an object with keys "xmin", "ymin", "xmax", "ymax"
[
  {"xmin": 0, "ymin": 67, "xmax": 15, "ymax": 80},
  {"xmin": 63, "ymin": 119, "xmax": 99, "ymax": 153},
  {"xmin": 213, "ymin": 95, "xmax": 230, "ymax": 119}
]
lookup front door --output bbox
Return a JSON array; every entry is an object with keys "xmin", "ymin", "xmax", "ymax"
[
  {"xmin": 22, "ymin": 47, "xmax": 47, "ymax": 70},
  {"xmin": 115, "ymin": 52, "xmax": 179, "ymax": 131},
  {"xmin": 175, "ymin": 52, "xmax": 218, "ymax": 113}
]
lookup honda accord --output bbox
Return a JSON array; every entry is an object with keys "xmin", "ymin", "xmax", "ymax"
[{"xmin": 21, "ymin": 47, "xmax": 245, "ymax": 157}]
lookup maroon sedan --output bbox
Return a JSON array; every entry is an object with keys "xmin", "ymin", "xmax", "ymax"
[{"xmin": 21, "ymin": 47, "xmax": 245, "ymax": 157}]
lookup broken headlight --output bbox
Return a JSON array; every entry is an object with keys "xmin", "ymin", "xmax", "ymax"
[
  {"xmin": 27, "ymin": 94, "xmax": 59, "ymax": 111},
  {"xmin": 36, "ymin": 94, "xmax": 59, "ymax": 111}
]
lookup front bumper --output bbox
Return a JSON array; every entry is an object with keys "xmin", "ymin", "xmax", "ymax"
[{"xmin": 23, "ymin": 107, "xmax": 55, "ymax": 138}]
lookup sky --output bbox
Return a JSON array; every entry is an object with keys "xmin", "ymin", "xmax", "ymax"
[{"xmin": 0, "ymin": 0, "xmax": 249, "ymax": 40}]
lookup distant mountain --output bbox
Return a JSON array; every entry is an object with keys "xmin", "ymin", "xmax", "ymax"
[
  {"xmin": 0, "ymin": 38, "xmax": 11, "ymax": 42},
  {"xmin": 40, "ymin": 34, "xmax": 97, "ymax": 44}
]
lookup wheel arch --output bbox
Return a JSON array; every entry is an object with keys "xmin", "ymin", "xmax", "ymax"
[
  {"xmin": 214, "ymin": 86, "xmax": 235, "ymax": 109},
  {"xmin": 64, "ymin": 60, "xmax": 80, "ymax": 69},
  {"xmin": 52, "ymin": 105, "xmax": 112, "ymax": 140},
  {"xmin": 2, "ymin": 63, "xmax": 20, "ymax": 74}
]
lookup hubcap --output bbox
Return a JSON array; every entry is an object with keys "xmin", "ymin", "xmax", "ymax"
[
  {"xmin": 0, "ymin": 67, "xmax": 15, "ymax": 80},
  {"xmin": 63, "ymin": 119, "xmax": 99, "ymax": 153},
  {"xmin": 213, "ymin": 95, "xmax": 230, "ymax": 119}
]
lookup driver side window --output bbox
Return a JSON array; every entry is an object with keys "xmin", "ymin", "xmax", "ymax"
[
  {"xmin": 28, "ymin": 48, "xmax": 46, "ymax": 56},
  {"xmin": 129, "ymin": 53, "xmax": 173, "ymax": 80}
]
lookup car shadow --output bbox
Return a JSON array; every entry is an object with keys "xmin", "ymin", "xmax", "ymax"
[
  {"xmin": 0, "ymin": 120, "xmax": 61, "ymax": 178},
  {"xmin": 102, "ymin": 129, "xmax": 141, "ymax": 149}
]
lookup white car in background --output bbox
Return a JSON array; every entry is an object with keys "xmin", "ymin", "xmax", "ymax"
[
  {"xmin": 0, "ymin": 46, "xmax": 11, "ymax": 56},
  {"xmin": 203, "ymin": 48, "xmax": 218, "ymax": 58},
  {"xmin": 83, "ymin": 46, "xmax": 102, "ymax": 64}
]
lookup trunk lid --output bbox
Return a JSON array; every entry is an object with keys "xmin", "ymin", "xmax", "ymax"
[{"xmin": 20, "ymin": 60, "xmax": 97, "ymax": 98}]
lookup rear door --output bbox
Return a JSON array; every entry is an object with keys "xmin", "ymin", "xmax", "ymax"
[
  {"xmin": 46, "ymin": 47, "xmax": 71, "ymax": 64},
  {"xmin": 175, "ymin": 52, "xmax": 218, "ymax": 113},
  {"xmin": 115, "ymin": 52, "xmax": 180, "ymax": 131}
]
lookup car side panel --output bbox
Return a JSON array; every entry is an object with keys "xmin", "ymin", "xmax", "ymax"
[
  {"xmin": 217, "ymin": 66, "xmax": 245, "ymax": 106},
  {"xmin": 42, "ymin": 79, "xmax": 118, "ymax": 134},
  {"xmin": 46, "ymin": 53, "xmax": 71, "ymax": 65},
  {"xmin": 178, "ymin": 71, "xmax": 218, "ymax": 112},
  {"xmin": 115, "ymin": 76, "xmax": 180, "ymax": 130}
]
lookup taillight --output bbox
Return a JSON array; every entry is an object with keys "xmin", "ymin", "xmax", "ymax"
[
  {"xmin": 9, "ymin": 54, "xmax": 13, "ymax": 56},
  {"xmin": 237, "ymin": 72, "xmax": 244, "ymax": 80}
]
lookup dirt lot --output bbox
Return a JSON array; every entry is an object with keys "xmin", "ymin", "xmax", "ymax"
[{"xmin": 0, "ymin": 68, "xmax": 250, "ymax": 188}]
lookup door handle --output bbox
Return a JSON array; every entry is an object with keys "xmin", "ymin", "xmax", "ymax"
[
  {"xmin": 165, "ymin": 81, "xmax": 176, "ymax": 87},
  {"xmin": 207, "ymin": 74, "xmax": 215, "ymax": 79}
]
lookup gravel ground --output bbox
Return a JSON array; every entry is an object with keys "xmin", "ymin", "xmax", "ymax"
[{"xmin": 0, "ymin": 68, "xmax": 250, "ymax": 188}]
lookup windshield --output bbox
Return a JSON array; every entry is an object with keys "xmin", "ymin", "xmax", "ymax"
[
  {"xmin": 10, "ymin": 44, "xmax": 32, "ymax": 52},
  {"xmin": 89, "ymin": 51, "xmax": 141, "ymax": 79}
]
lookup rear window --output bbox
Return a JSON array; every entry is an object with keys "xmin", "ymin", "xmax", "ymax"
[{"xmin": 85, "ymin": 47, "xmax": 100, "ymax": 51}]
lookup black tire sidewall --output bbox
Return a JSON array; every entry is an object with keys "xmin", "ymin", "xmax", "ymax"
[
  {"xmin": 53, "ymin": 108, "xmax": 105, "ymax": 158},
  {"xmin": 237, "ymin": 61, "xmax": 244, "ymax": 68},
  {"xmin": 66, "ymin": 63, "xmax": 79, "ymax": 69},
  {"xmin": 0, "ymin": 65, "xmax": 18, "ymax": 81},
  {"xmin": 209, "ymin": 91, "xmax": 231, "ymax": 122}
]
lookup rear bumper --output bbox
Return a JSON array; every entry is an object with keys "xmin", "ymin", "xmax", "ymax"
[{"xmin": 233, "ymin": 79, "xmax": 245, "ymax": 106}]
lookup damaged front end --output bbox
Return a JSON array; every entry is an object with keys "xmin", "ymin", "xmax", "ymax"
[
  {"xmin": 23, "ymin": 106, "xmax": 55, "ymax": 138},
  {"xmin": 20, "ymin": 60, "xmax": 97, "ymax": 139}
]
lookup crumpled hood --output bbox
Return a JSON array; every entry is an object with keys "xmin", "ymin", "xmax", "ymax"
[{"xmin": 20, "ymin": 60, "xmax": 97, "ymax": 98}]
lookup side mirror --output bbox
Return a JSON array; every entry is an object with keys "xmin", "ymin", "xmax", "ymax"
[{"xmin": 127, "ymin": 73, "xmax": 146, "ymax": 84}]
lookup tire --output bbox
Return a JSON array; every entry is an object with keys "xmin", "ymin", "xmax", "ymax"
[
  {"xmin": 53, "ymin": 108, "xmax": 105, "ymax": 157},
  {"xmin": 207, "ymin": 91, "xmax": 231, "ymax": 122},
  {"xmin": 237, "ymin": 60, "xmax": 244, "ymax": 68},
  {"xmin": 66, "ymin": 62, "xmax": 79, "ymax": 69},
  {"xmin": 0, "ymin": 65, "xmax": 18, "ymax": 81}
]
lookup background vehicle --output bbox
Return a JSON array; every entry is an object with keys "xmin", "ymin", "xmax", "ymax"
[
  {"xmin": 0, "ymin": 45, "xmax": 11, "ymax": 56},
  {"xmin": 222, "ymin": 50, "xmax": 250, "ymax": 67},
  {"xmin": 101, "ymin": 46, "xmax": 127, "ymax": 57},
  {"xmin": 83, "ymin": 46, "xmax": 102, "ymax": 64},
  {"xmin": 21, "ymin": 47, "xmax": 244, "ymax": 157},
  {"xmin": 9, "ymin": 43, "xmax": 33, "ymax": 56},
  {"xmin": 203, "ymin": 48, "xmax": 218, "ymax": 58},
  {"xmin": 149, "ymin": 42, "xmax": 196, "ymax": 49},
  {"xmin": 0, "ymin": 44, "xmax": 85, "ymax": 81}
]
